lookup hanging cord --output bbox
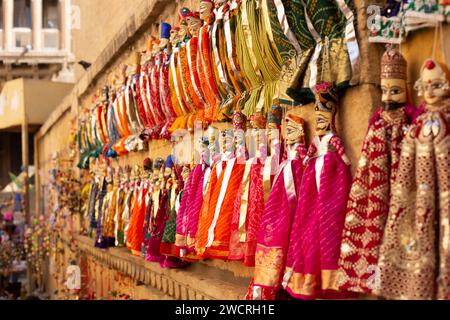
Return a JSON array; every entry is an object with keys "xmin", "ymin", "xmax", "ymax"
[
  {"xmin": 398, "ymin": 0, "xmax": 405, "ymax": 51},
  {"xmin": 439, "ymin": 22, "xmax": 447, "ymax": 65},
  {"xmin": 432, "ymin": 21, "xmax": 440, "ymax": 60}
]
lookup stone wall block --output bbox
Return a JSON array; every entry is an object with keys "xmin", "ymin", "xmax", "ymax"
[
  {"xmin": 174, "ymin": 283, "xmax": 181, "ymax": 300},
  {"xmin": 157, "ymin": 274, "xmax": 163, "ymax": 291},
  {"xmin": 150, "ymin": 272, "xmax": 156, "ymax": 288}
]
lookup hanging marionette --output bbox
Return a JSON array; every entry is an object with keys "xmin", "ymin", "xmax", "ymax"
[
  {"xmin": 282, "ymin": 82, "xmax": 352, "ymax": 300},
  {"xmin": 376, "ymin": 55, "xmax": 450, "ymax": 300},
  {"xmin": 104, "ymin": 84, "xmax": 120, "ymax": 159},
  {"xmin": 138, "ymin": 38, "xmax": 157, "ymax": 136},
  {"xmin": 95, "ymin": 165, "xmax": 114, "ymax": 249},
  {"xmin": 126, "ymin": 163, "xmax": 151, "ymax": 256},
  {"xmin": 115, "ymin": 165, "xmax": 131, "ymax": 246},
  {"xmin": 168, "ymin": 23, "xmax": 191, "ymax": 134},
  {"xmin": 121, "ymin": 165, "xmax": 140, "ymax": 247},
  {"xmin": 175, "ymin": 135, "xmax": 210, "ymax": 259},
  {"xmin": 185, "ymin": 10, "xmax": 208, "ymax": 120},
  {"xmin": 175, "ymin": 8, "xmax": 198, "ymax": 132},
  {"xmin": 158, "ymin": 23, "xmax": 179, "ymax": 140},
  {"xmin": 247, "ymin": 112, "xmax": 307, "ymax": 300},
  {"xmin": 145, "ymin": 158, "xmax": 168, "ymax": 263},
  {"xmin": 160, "ymin": 160, "xmax": 190, "ymax": 269},
  {"xmin": 111, "ymin": 64, "xmax": 133, "ymax": 156},
  {"xmin": 197, "ymin": 0, "xmax": 222, "ymax": 121},
  {"xmin": 123, "ymin": 52, "xmax": 146, "ymax": 152},
  {"xmin": 140, "ymin": 158, "xmax": 154, "ymax": 257},
  {"xmin": 229, "ymin": 112, "xmax": 269, "ymax": 266},
  {"xmin": 338, "ymin": 46, "xmax": 420, "ymax": 294}
]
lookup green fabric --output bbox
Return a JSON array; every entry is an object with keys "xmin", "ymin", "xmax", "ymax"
[
  {"xmin": 304, "ymin": 0, "xmax": 352, "ymax": 90},
  {"xmin": 162, "ymin": 189, "xmax": 181, "ymax": 244},
  {"xmin": 282, "ymin": 0, "xmax": 316, "ymax": 104}
]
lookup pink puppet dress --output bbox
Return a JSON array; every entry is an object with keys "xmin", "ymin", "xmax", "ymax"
[
  {"xmin": 283, "ymin": 132, "xmax": 352, "ymax": 300},
  {"xmin": 175, "ymin": 138, "xmax": 212, "ymax": 259},
  {"xmin": 248, "ymin": 140, "xmax": 307, "ymax": 300}
]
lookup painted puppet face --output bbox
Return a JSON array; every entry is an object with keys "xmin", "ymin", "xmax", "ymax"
[
  {"xmin": 200, "ymin": 1, "xmax": 214, "ymax": 20},
  {"xmin": 417, "ymin": 61, "xmax": 450, "ymax": 108},
  {"xmin": 187, "ymin": 16, "xmax": 203, "ymax": 35},
  {"xmin": 151, "ymin": 43, "xmax": 160, "ymax": 56},
  {"xmin": 181, "ymin": 166, "xmax": 190, "ymax": 182},
  {"xmin": 179, "ymin": 21, "xmax": 189, "ymax": 39},
  {"xmin": 285, "ymin": 118, "xmax": 305, "ymax": 145},
  {"xmin": 221, "ymin": 130, "xmax": 234, "ymax": 153},
  {"xmin": 314, "ymin": 109, "xmax": 333, "ymax": 136},
  {"xmin": 234, "ymin": 130, "xmax": 246, "ymax": 149},
  {"xmin": 381, "ymin": 78, "xmax": 407, "ymax": 111},
  {"xmin": 164, "ymin": 166, "xmax": 172, "ymax": 178},
  {"xmin": 207, "ymin": 127, "xmax": 218, "ymax": 154},
  {"xmin": 314, "ymin": 92, "xmax": 336, "ymax": 136},
  {"xmin": 159, "ymin": 38, "xmax": 170, "ymax": 50}
]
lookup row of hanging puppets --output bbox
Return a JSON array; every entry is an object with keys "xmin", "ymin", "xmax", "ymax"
[
  {"xmin": 369, "ymin": 0, "xmax": 450, "ymax": 44},
  {"xmin": 76, "ymin": 0, "xmax": 362, "ymax": 169},
  {"xmin": 81, "ymin": 42, "xmax": 450, "ymax": 301}
]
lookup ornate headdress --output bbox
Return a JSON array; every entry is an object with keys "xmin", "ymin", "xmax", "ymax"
[
  {"xmin": 315, "ymin": 82, "xmax": 339, "ymax": 112},
  {"xmin": 381, "ymin": 47, "xmax": 407, "ymax": 80},
  {"xmin": 414, "ymin": 58, "xmax": 450, "ymax": 97},
  {"xmin": 232, "ymin": 111, "xmax": 247, "ymax": 131},
  {"xmin": 179, "ymin": 7, "xmax": 191, "ymax": 21},
  {"xmin": 161, "ymin": 22, "xmax": 172, "ymax": 40},
  {"xmin": 250, "ymin": 112, "xmax": 267, "ymax": 129},
  {"xmin": 186, "ymin": 11, "xmax": 201, "ymax": 20},
  {"xmin": 165, "ymin": 155, "xmax": 174, "ymax": 170},
  {"xmin": 143, "ymin": 158, "xmax": 153, "ymax": 171},
  {"xmin": 199, "ymin": 136, "xmax": 209, "ymax": 147},
  {"xmin": 153, "ymin": 157, "xmax": 164, "ymax": 171},
  {"xmin": 286, "ymin": 113, "xmax": 305, "ymax": 126}
]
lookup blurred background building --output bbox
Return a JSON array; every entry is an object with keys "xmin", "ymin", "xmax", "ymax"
[{"xmin": 0, "ymin": 0, "xmax": 155, "ymax": 190}]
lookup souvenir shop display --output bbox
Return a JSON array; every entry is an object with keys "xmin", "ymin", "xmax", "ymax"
[{"xmin": 39, "ymin": 0, "xmax": 448, "ymax": 301}]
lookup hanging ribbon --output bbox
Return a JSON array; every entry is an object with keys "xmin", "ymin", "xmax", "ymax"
[
  {"xmin": 303, "ymin": 2, "xmax": 322, "ymax": 93},
  {"xmin": 335, "ymin": 0, "xmax": 361, "ymax": 85}
]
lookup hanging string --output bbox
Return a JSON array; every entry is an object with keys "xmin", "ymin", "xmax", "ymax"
[
  {"xmin": 439, "ymin": 22, "xmax": 447, "ymax": 65},
  {"xmin": 398, "ymin": 0, "xmax": 405, "ymax": 52},
  {"xmin": 432, "ymin": 21, "xmax": 440, "ymax": 60}
]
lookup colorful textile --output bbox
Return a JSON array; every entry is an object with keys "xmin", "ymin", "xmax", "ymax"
[
  {"xmin": 284, "ymin": 133, "xmax": 351, "ymax": 300},
  {"xmin": 376, "ymin": 101, "xmax": 450, "ymax": 300},
  {"xmin": 251, "ymin": 144, "xmax": 307, "ymax": 299},
  {"xmin": 338, "ymin": 106, "xmax": 417, "ymax": 294}
]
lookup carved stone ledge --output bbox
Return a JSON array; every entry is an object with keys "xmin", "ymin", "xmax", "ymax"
[{"xmin": 71, "ymin": 235, "xmax": 248, "ymax": 300}]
